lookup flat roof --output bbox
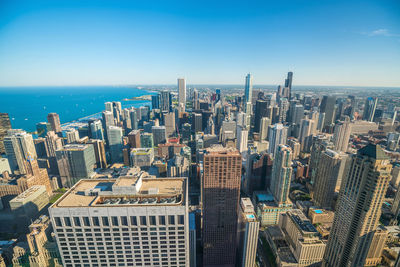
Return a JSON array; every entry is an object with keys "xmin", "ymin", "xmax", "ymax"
[{"xmin": 52, "ymin": 178, "xmax": 185, "ymax": 208}]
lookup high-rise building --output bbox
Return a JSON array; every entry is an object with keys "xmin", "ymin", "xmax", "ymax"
[
  {"xmin": 49, "ymin": 176, "xmax": 190, "ymax": 267},
  {"xmin": 102, "ymin": 111, "xmax": 115, "ymax": 140},
  {"xmin": 237, "ymin": 198, "xmax": 259, "ymax": 267},
  {"xmin": 202, "ymin": 146, "xmax": 241, "ymax": 267},
  {"xmin": 284, "ymin": 71, "xmax": 293, "ymax": 98},
  {"xmin": 107, "ymin": 126, "xmax": 123, "ymax": 163},
  {"xmin": 0, "ymin": 113, "xmax": 12, "ymax": 154},
  {"xmin": 35, "ymin": 122, "xmax": 52, "ymax": 138},
  {"xmin": 112, "ymin": 101, "xmax": 122, "ymax": 123},
  {"xmin": 160, "ymin": 91, "xmax": 172, "ymax": 112},
  {"xmin": 268, "ymin": 123, "xmax": 288, "ymax": 157},
  {"xmin": 89, "ymin": 119, "xmax": 104, "ymax": 140},
  {"xmin": 244, "ymin": 73, "xmax": 253, "ymax": 105},
  {"xmin": 46, "ymin": 131, "xmax": 63, "ymax": 157},
  {"xmin": 363, "ymin": 97, "xmax": 378, "ymax": 122},
  {"xmin": 66, "ymin": 128, "xmax": 80, "ymax": 144},
  {"xmin": 129, "ymin": 108, "xmax": 138, "ymax": 130},
  {"xmin": 254, "ymin": 100, "xmax": 268, "ymax": 132},
  {"xmin": 333, "ymin": 117, "xmax": 351, "ymax": 152},
  {"xmin": 55, "ymin": 144, "xmax": 96, "ymax": 187},
  {"xmin": 270, "ymin": 145, "xmax": 292, "ymax": 205},
  {"xmin": 278, "ymin": 98, "xmax": 290, "ymax": 123},
  {"xmin": 323, "ymin": 144, "xmax": 391, "ymax": 267},
  {"xmin": 309, "ymin": 134, "xmax": 334, "ymax": 185},
  {"xmin": 313, "ymin": 149, "xmax": 348, "ymax": 209},
  {"xmin": 104, "ymin": 102, "xmax": 113, "ymax": 113},
  {"xmin": 236, "ymin": 125, "xmax": 248, "ymax": 153},
  {"xmin": 320, "ymin": 96, "xmax": 336, "ymax": 129},
  {"xmin": 151, "ymin": 94, "xmax": 160, "ymax": 109},
  {"xmin": 178, "ymin": 78, "xmax": 186, "ymax": 112},
  {"xmin": 164, "ymin": 112, "xmax": 176, "ymax": 137},
  {"xmin": 298, "ymin": 118, "xmax": 316, "ymax": 152},
  {"xmin": 128, "ymin": 130, "xmax": 141, "ymax": 148},
  {"xmin": 140, "ymin": 132, "xmax": 154, "ymax": 148},
  {"xmin": 47, "ymin": 113, "xmax": 62, "ymax": 134},
  {"xmin": 260, "ymin": 117, "xmax": 271, "ymax": 141},
  {"xmin": 4, "ymin": 129, "xmax": 37, "ymax": 174},
  {"xmin": 192, "ymin": 113, "xmax": 202, "ymax": 133},
  {"xmin": 87, "ymin": 139, "xmax": 107, "ymax": 169},
  {"xmin": 152, "ymin": 126, "xmax": 167, "ymax": 146}
]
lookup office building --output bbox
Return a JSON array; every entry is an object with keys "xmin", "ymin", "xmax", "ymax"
[
  {"xmin": 309, "ymin": 134, "xmax": 334, "ymax": 185},
  {"xmin": 279, "ymin": 209, "xmax": 326, "ymax": 266},
  {"xmin": 56, "ymin": 144, "xmax": 96, "ymax": 187},
  {"xmin": 298, "ymin": 118, "xmax": 316, "ymax": 152},
  {"xmin": 107, "ymin": 126, "xmax": 123, "ymax": 163},
  {"xmin": 270, "ymin": 145, "xmax": 292, "ymax": 205},
  {"xmin": 244, "ymin": 73, "xmax": 253, "ymax": 105},
  {"xmin": 47, "ymin": 113, "xmax": 62, "ymax": 134},
  {"xmin": 202, "ymin": 146, "xmax": 241, "ymax": 267},
  {"xmin": 237, "ymin": 198, "xmax": 259, "ymax": 267},
  {"xmin": 268, "ymin": 123, "xmax": 288, "ymax": 157},
  {"xmin": 313, "ymin": 149, "xmax": 348, "ymax": 209},
  {"xmin": 333, "ymin": 117, "xmax": 351, "ymax": 152},
  {"xmin": 102, "ymin": 111, "xmax": 115, "ymax": 135},
  {"xmin": 0, "ymin": 113, "xmax": 12, "ymax": 154},
  {"xmin": 128, "ymin": 130, "xmax": 141, "ymax": 148},
  {"xmin": 87, "ymin": 139, "xmax": 107, "ymax": 169},
  {"xmin": 192, "ymin": 113, "xmax": 202, "ymax": 133},
  {"xmin": 130, "ymin": 148, "xmax": 154, "ymax": 168},
  {"xmin": 287, "ymin": 137, "xmax": 300, "ymax": 159},
  {"xmin": 164, "ymin": 112, "xmax": 176, "ymax": 137},
  {"xmin": 160, "ymin": 91, "xmax": 172, "ymax": 112},
  {"xmin": 89, "ymin": 119, "xmax": 104, "ymax": 140},
  {"xmin": 152, "ymin": 126, "xmax": 167, "ymax": 146},
  {"xmin": 254, "ymin": 100, "xmax": 268, "ymax": 132},
  {"xmin": 320, "ymin": 96, "xmax": 336, "ymax": 129},
  {"xmin": 284, "ymin": 71, "xmax": 293, "ymax": 97},
  {"xmin": 46, "ymin": 131, "xmax": 63, "ymax": 157},
  {"xmin": 140, "ymin": 132, "xmax": 154, "ymax": 148},
  {"xmin": 104, "ymin": 102, "xmax": 113, "ymax": 113},
  {"xmin": 236, "ymin": 125, "xmax": 248, "ymax": 153},
  {"xmin": 151, "ymin": 94, "xmax": 160, "ymax": 109},
  {"xmin": 10, "ymin": 185, "xmax": 49, "ymax": 217},
  {"xmin": 178, "ymin": 78, "xmax": 186, "ymax": 112},
  {"xmin": 323, "ymin": 144, "xmax": 391, "ymax": 267},
  {"xmin": 129, "ymin": 109, "xmax": 138, "ymax": 130},
  {"xmin": 4, "ymin": 129, "xmax": 37, "ymax": 174},
  {"xmin": 278, "ymin": 98, "xmax": 290, "ymax": 123},
  {"xmin": 363, "ymin": 97, "xmax": 378, "ymax": 122},
  {"xmin": 49, "ymin": 176, "xmax": 189, "ymax": 267},
  {"xmin": 260, "ymin": 117, "xmax": 271, "ymax": 141},
  {"xmin": 66, "ymin": 128, "xmax": 80, "ymax": 144}
]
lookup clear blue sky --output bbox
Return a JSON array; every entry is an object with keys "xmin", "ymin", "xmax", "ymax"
[{"xmin": 0, "ymin": 0, "xmax": 399, "ymax": 87}]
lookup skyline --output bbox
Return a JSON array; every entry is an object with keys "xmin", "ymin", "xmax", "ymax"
[{"xmin": 0, "ymin": 0, "xmax": 400, "ymax": 87}]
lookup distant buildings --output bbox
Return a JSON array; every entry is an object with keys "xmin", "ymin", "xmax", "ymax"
[
  {"xmin": 178, "ymin": 78, "xmax": 186, "ymax": 112},
  {"xmin": 244, "ymin": 73, "xmax": 253, "ymax": 110},
  {"xmin": 363, "ymin": 97, "xmax": 378, "ymax": 122},
  {"xmin": 47, "ymin": 113, "xmax": 62, "ymax": 135},
  {"xmin": 268, "ymin": 123, "xmax": 288, "ymax": 157},
  {"xmin": 107, "ymin": 126, "xmax": 123, "ymax": 163},
  {"xmin": 0, "ymin": 113, "xmax": 12, "ymax": 154}
]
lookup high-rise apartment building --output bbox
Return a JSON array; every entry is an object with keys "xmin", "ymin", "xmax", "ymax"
[
  {"xmin": 151, "ymin": 94, "xmax": 160, "ymax": 109},
  {"xmin": 237, "ymin": 198, "xmax": 259, "ymax": 267},
  {"xmin": 270, "ymin": 145, "xmax": 292, "ymax": 205},
  {"xmin": 160, "ymin": 91, "xmax": 172, "ymax": 113},
  {"xmin": 4, "ymin": 129, "xmax": 37, "ymax": 174},
  {"xmin": 47, "ymin": 113, "xmax": 62, "ymax": 134},
  {"xmin": 313, "ymin": 149, "xmax": 348, "ymax": 209},
  {"xmin": 363, "ymin": 97, "xmax": 378, "ymax": 122},
  {"xmin": 128, "ymin": 130, "xmax": 141, "ymax": 148},
  {"xmin": 56, "ymin": 144, "xmax": 96, "ymax": 187},
  {"xmin": 268, "ymin": 123, "xmax": 288, "ymax": 157},
  {"xmin": 323, "ymin": 144, "xmax": 391, "ymax": 267},
  {"xmin": 333, "ymin": 117, "xmax": 351, "ymax": 152},
  {"xmin": 0, "ymin": 113, "xmax": 12, "ymax": 155},
  {"xmin": 107, "ymin": 126, "xmax": 123, "ymax": 163},
  {"xmin": 236, "ymin": 125, "xmax": 248, "ymax": 153},
  {"xmin": 164, "ymin": 112, "xmax": 176, "ymax": 137},
  {"xmin": 152, "ymin": 126, "xmax": 167, "ymax": 146},
  {"xmin": 244, "ymin": 73, "xmax": 253, "ymax": 105},
  {"xmin": 298, "ymin": 118, "xmax": 316, "ymax": 152},
  {"xmin": 202, "ymin": 146, "xmax": 241, "ymax": 267},
  {"xmin": 36, "ymin": 122, "xmax": 52, "ymax": 138},
  {"xmin": 49, "ymin": 176, "xmax": 189, "ymax": 267},
  {"xmin": 260, "ymin": 117, "xmax": 271, "ymax": 141},
  {"xmin": 66, "ymin": 128, "xmax": 80, "ymax": 144},
  {"xmin": 178, "ymin": 78, "xmax": 186, "ymax": 112},
  {"xmin": 89, "ymin": 119, "xmax": 104, "ymax": 140},
  {"xmin": 320, "ymin": 96, "xmax": 336, "ymax": 130},
  {"xmin": 309, "ymin": 134, "xmax": 334, "ymax": 185}
]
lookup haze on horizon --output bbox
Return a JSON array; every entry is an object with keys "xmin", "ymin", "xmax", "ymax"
[{"xmin": 0, "ymin": 0, "xmax": 399, "ymax": 87}]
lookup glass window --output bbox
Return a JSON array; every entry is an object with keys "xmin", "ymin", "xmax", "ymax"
[
  {"xmin": 130, "ymin": 216, "xmax": 137, "ymax": 226},
  {"xmin": 54, "ymin": 217, "xmax": 62, "ymax": 227},
  {"xmin": 140, "ymin": 216, "xmax": 147, "ymax": 226},
  {"xmin": 64, "ymin": 217, "xmax": 72, "ymax": 227},
  {"xmin": 73, "ymin": 217, "xmax": 81, "ymax": 227},
  {"xmin": 168, "ymin": 215, "xmax": 175, "ymax": 225},
  {"xmin": 149, "ymin": 216, "xmax": 156, "ymax": 225},
  {"xmin": 102, "ymin": 217, "xmax": 109, "ymax": 226}
]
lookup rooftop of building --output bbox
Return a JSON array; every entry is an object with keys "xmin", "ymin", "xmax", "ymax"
[
  {"xmin": 51, "ymin": 177, "xmax": 186, "ymax": 208},
  {"xmin": 287, "ymin": 209, "xmax": 319, "ymax": 235},
  {"xmin": 59, "ymin": 144, "xmax": 89, "ymax": 151},
  {"xmin": 359, "ymin": 143, "xmax": 389, "ymax": 160},
  {"xmin": 204, "ymin": 145, "xmax": 239, "ymax": 155},
  {"xmin": 10, "ymin": 185, "xmax": 46, "ymax": 203}
]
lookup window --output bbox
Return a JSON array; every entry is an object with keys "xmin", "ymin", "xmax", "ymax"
[
  {"xmin": 121, "ymin": 216, "xmax": 128, "ymax": 226},
  {"xmin": 54, "ymin": 217, "xmax": 62, "ymax": 226},
  {"xmin": 83, "ymin": 217, "xmax": 90, "ymax": 226},
  {"xmin": 140, "ymin": 216, "xmax": 147, "ymax": 226},
  {"xmin": 168, "ymin": 215, "xmax": 175, "ymax": 225},
  {"xmin": 64, "ymin": 217, "xmax": 72, "ymax": 227},
  {"xmin": 159, "ymin": 216, "xmax": 166, "ymax": 225},
  {"xmin": 130, "ymin": 216, "xmax": 137, "ymax": 226},
  {"xmin": 102, "ymin": 217, "xmax": 109, "ymax": 226},
  {"xmin": 73, "ymin": 217, "xmax": 81, "ymax": 227},
  {"xmin": 112, "ymin": 216, "xmax": 119, "ymax": 226},
  {"xmin": 178, "ymin": 215, "xmax": 184, "ymax": 225},
  {"xmin": 150, "ymin": 216, "xmax": 156, "ymax": 225},
  {"xmin": 92, "ymin": 217, "xmax": 100, "ymax": 226}
]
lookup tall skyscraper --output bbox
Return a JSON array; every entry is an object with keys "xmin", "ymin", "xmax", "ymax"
[
  {"xmin": 278, "ymin": 97, "xmax": 290, "ymax": 123},
  {"xmin": 333, "ymin": 117, "xmax": 352, "ymax": 152},
  {"xmin": 152, "ymin": 126, "xmax": 167, "ymax": 146},
  {"xmin": 284, "ymin": 71, "xmax": 293, "ymax": 97},
  {"xmin": 101, "ymin": 111, "xmax": 115, "ymax": 141},
  {"xmin": 66, "ymin": 128, "xmax": 80, "ymax": 144},
  {"xmin": 260, "ymin": 117, "xmax": 271, "ymax": 140},
  {"xmin": 320, "ymin": 96, "xmax": 336, "ymax": 129},
  {"xmin": 4, "ymin": 129, "xmax": 37, "ymax": 174},
  {"xmin": 55, "ymin": 144, "xmax": 96, "ymax": 187},
  {"xmin": 89, "ymin": 119, "xmax": 104, "ymax": 140},
  {"xmin": 202, "ymin": 146, "xmax": 241, "ymax": 267},
  {"xmin": 309, "ymin": 134, "xmax": 334, "ymax": 185},
  {"xmin": 160, "ymin": 91, "xmax": 172, "ymax": 112},
  {"xmin": 104, "ymin": 101, "xmax": 113, "ymax": 113},
  {"xmin": 323, "ymin": 144, "xmax": 391, "ymax": 267},
  {"xmin": 236, "ymin": 125, "xmax": 248, "ymax": 153},
  {"xmin": 49, "ymin": 176, "xmax": 190, "ymax": 267},
  {"xmin": 237, "ymin": 198, "xmax": 259, "ymax": 267},
  {"xmin": 298, "ymin": 118, "xmax": 316, "ymax": 152},
  {"xmin": 313, "ymin": 149, "xmax": 348, "ymax": 209},
  {"xmin": 178, "ymin": 78, "xmax": 186, "ymax": 112},
  {"xmin": 270, "ymin": 145, "xmax": 292, "ymax": 205},
  {"xmin": 0, "ymin": 113, "xmax": 12, "ymax": 154},
  {"xmin": 128, "ymin": 130, "xmax": 141, "ymax": 148},
  {"xmin": 268, "ymin": 123, "xmax": 288, "ymax": 157},
  {"xmin": 151, "ymin": 94, "xmax": 160, "ymax": 109},
  {"xmin": 363, "ymin": 97, "xmax": 378, "ymax": 122},
  {"xmin": 47, "ymin": 113, "xmax": 62, "ymax": 134},
  {"xmin": 164, "ymin": 112, "xmax": 176, "ymax": 137},
  {"xmin": 35, "ymin": 122, "xmax": 52, "ymax": 138},
  {"xmin": 244, "ymin": 73, "xmax": 253, "ymax": 105},
  {"xmin": 107, "ymin": 126, "xmax": 123, "ymax": 163},
  {"xmin": 254, "ymin": 100, "xmax": 268, "ymax": 132},
  {"xmin": 129, "ymin": 108, "xmax": 138, "ymax": 130}
]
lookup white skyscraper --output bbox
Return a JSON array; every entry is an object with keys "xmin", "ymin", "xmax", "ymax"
[
  {"xmin": 260, "ymin": 117, "xmax": 271, "ymax": 140},
  {"xmin": 270, "ymin": 145, "xmax": 292, "ymax": 205},
  {"xmin": 299, "ymin": 118, "xmax": 316, "ymax": 152},
  {"xmin": 244, "ymin": 73, "xmax": 253, "ymax": 104},
  {"xmin": 268, "ymin": 123, "xmax": 288, "ymax": 157},
  {"xmin": 49, "ymin": 176, "xmax": 190, "ymax": 267},
  {"xmin": 178, "ymin": 78, "xmax": 186, "ymax": 112},
  {"xmin": 333, "ymin": 117, "xmax": 352, "ymax": 152},
  {"xmin": 236, "ymin": 125, "xmax": 249, "ymax": 153}
]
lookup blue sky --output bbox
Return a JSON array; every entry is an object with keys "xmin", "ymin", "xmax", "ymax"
[{"xmin": 0, "ymin": 0, "xmax": 399, "ymax": 87}]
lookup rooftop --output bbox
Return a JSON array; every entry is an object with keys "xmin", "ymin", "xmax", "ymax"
[
  {"xmin": 358, "ymin": 143, "xmax": 389, "ymax": 160},
  {"xmin": 52, "ymin": 177, "xmax": 185, "ymax": 208}
]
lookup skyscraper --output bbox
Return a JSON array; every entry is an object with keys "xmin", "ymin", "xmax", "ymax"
[
  {"xmin": 313, "ymin": 149, "xmax": 348, "ymax": 209},
  {"xmin": 244, "ymin": 73, "xmax": 253, "ymax": 105},
  {"xmin": 333, "ymin": 117, "xmax": 352, "ymax": 152},
  {"xmin": 270, "ymin": 145, "xmax": 292, "ymax": 205},
  {"xmin": 107, "ymin": 126, "xmax": 123, "ymax": 163},
  {"xmin": 35, "ymin": 122, "xmax": 52, "ymax": 138},
  {"xmin": 202, "ymin": 146, "xmax": 241, "ymax": 267},
  {"xmin": 298, "ymin": 118, "xmax": 316, "ymax": 152},
  {"xmin": 236, "ymin": 125, "xmax": 248, "ymax": 153},
  {"xmin": 268, "ymin": 123, "xmax": 288, "ymax": 157},
  {"xmin": 152, "ymin": 126, "xmax": 167, "ymax": 146},
  {"xmin": 323, "ymin": 144, "xmax": 391, "ymax": 267},
  {"xmin": 151, "ymin": 94, "xmax": 160, "ymax": 109},
  {"xmin": 363, "ymin": 97, "xmax": 378, "ymax": 122},
  {"xmin": 47, "ymin": 113, "xmax": 62, "ymax": 135},
  {"xmin": 164, "ymin": 112, "xmax": 176, "ymax": 137},
  {"xmin": 160, "ymin": 91, "xmax": 172, "ymax": 112},
  {"xmin": 284, "ymin": 71, "xmax": 293, "ymax": 97},
  {"xmin": 320, "ymin": 96, "xmax": 336, "ymax": 129},
  {"xmin": 254, "ymin": 100, "xmax": 268, "ymax": 132},
  {"xmin": 0, "ymin": 113, "xmax": 12, "ymax": 154},
  {"xmin": 260, "ymin": 117, "xmax": 271, "ymax": 140},
  {"xmin": 89, "ymin": 119, "xmax": 104, "ymax": 140},
  {"xmin": 178, "ymin": 78, "xmax": 186, "ymax": 112},
  {"xmin": 4, "ymin": 129, "xmax": 37, "ymax": 174},
  {"xmin": 49, "ymin": 176, "xmax": 190, "ymax": 267}
]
